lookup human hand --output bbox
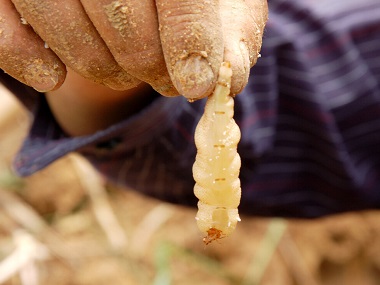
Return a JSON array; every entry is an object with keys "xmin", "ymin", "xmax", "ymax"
[
  {"xmin": 1, "ymin": 0, "xmax": 267, "ymax": 99},
  {"xmin": 79, "ymin": 0, "xmax": 268, "ymax": 99},
  {"xmin": 0, "ymin": 0, "xmax": 139, "ymax": 92}
]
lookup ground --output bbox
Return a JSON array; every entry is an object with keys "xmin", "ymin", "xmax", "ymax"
[{"xmin": 1, "ymin": 84, "xmax": 380, "ymax": 285}]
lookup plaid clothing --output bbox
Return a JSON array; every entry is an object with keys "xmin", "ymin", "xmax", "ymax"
[{"xmin": 2, "ymin": 0, "xmax": 380, "ymax": 217}]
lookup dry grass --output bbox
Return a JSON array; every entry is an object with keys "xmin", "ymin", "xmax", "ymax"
[{"xmin": 1, "ymin": 84, "xmax": 380, "ymax": 285}]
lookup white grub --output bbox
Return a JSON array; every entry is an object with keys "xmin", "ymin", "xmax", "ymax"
[{"xmin": 193, "ymin": 62, "xmax": 242, "ymax": 245}]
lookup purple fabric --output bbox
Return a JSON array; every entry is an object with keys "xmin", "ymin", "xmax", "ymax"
[{"xmin": 2, "ymin": 0, "xmax": 380, "ymax": 217}]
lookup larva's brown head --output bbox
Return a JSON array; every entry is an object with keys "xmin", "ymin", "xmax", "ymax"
[
  {"xmin": 203, "ymin": 228, "xmax": 225, "ymax": 245},
  {"xmin": 196, "ymin": 201, "xmax": 241, "ymax": 240}
]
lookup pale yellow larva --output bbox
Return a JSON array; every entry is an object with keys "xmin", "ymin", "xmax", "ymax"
[{"xmin": 193, "ymin": 62, "xmax": 241, "ymax": 245}]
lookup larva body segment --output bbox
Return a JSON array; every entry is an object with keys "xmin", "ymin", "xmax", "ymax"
[{"xmin": 193, "ymin": 62, "xmax": 241, "ymax": 244}]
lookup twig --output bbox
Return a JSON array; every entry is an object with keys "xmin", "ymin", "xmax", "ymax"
[
  {"xmin": 278, "ymin": 231, "xmax": 320, "ymax": 285},
  {"xmin": 241, "ymin": 218, "xmax": 288, "ymax": 285},
  {"xmin": 0, "ymin": 230, "xmax": 49, "ymax": 284},
  {"xmin": 153, "ymin": 241, "xmax": 240, "ymax": 284},
  {"xmin": 129, "ymin": 204, "xmax": 174, "ymax": 258},
  {"xmin": 69, "ymin": 154, "xmax": 128, "ymax": 251},
  {"xmin": 0, "ymin": 186, "xmax": 75, "ymax": 262},
  {"xmin": 0, "ymin": 187, "xmax": 47, "ymax": 234}
]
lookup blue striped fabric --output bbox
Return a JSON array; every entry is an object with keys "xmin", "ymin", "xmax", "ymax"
[{"xmin": 2, "ymin": 0, "xmax": 380, "ymax": 217}]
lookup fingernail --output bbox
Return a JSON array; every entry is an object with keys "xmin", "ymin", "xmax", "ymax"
[
  {"xmin": 24, "ymin": 61, "xmax": 59, "ymax": 92},
  {"xmin": 173, "ymin": 55, "xmax": 214, "ymax": 99}
]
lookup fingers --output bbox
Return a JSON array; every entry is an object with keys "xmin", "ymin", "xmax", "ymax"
[
  {"xmin": 220, "ymin": 0, "xmax": 268, "ymax": 95},
  {"xmin": 156, "ymin": 0, "xmax": 224, "ymax": 99},
  {"xmin": 11, "ymin": 0, "xmax": 140, "ymax": 90},
  {"xmin": 80, "ymin": 0, "xmax": 178, "ymax": 97},
  {"xmin": 3, "ymin": 0, "xmax": 267, "ymax": 97},
  {"xmin": 0, "ymin": 0, "xmax": 65, "ymax": 92}
]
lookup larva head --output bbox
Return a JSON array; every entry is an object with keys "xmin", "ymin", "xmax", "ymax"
[
  {"xmin": 203, "ymin": 228, "xmax": 225, "ymax": 245},
  {"xmin": 196, "ymin": 201, "xmax": 241, "ymax": 238}
]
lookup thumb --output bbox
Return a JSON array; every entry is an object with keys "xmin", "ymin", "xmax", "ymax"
[
  {"xmin": 220, "ymin": 0, "xmax": 268, "ymax": 95},
  {"xmin": 156, "ymin": 0, "xmax": 224, "ymax": 100}
]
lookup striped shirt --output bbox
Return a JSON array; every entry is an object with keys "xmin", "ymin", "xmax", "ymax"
[{"xmin": 2, "ymin": 0, "xmax": 380, "ymax": 217}]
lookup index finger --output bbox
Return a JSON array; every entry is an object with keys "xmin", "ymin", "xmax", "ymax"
[
  {"xmin": 11, "ymin": 0, "xmax": 140, "ymax": 90},
  {"xmin": 156, "ymin": 0, "xmax": 224, "ymax": 100}
]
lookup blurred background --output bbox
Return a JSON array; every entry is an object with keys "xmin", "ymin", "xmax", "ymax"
[{"xmin": 1, "ymin": 83, "xmax": 380, "ymax": 285}]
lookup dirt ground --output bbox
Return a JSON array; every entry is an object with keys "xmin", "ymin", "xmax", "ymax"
[{"xmin": 1, "ymin": 84, "xmax": 380, "ymax": 285}]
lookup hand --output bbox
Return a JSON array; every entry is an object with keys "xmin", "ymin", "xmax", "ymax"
[{"xmin": 1, "ymin": 0, "xmax": 267, "ymax": 99}]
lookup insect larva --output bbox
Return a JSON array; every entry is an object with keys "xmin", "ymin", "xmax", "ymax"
[{"xmin": 193, "ymin": 62, "xmax": 241, "ymax": 245}]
